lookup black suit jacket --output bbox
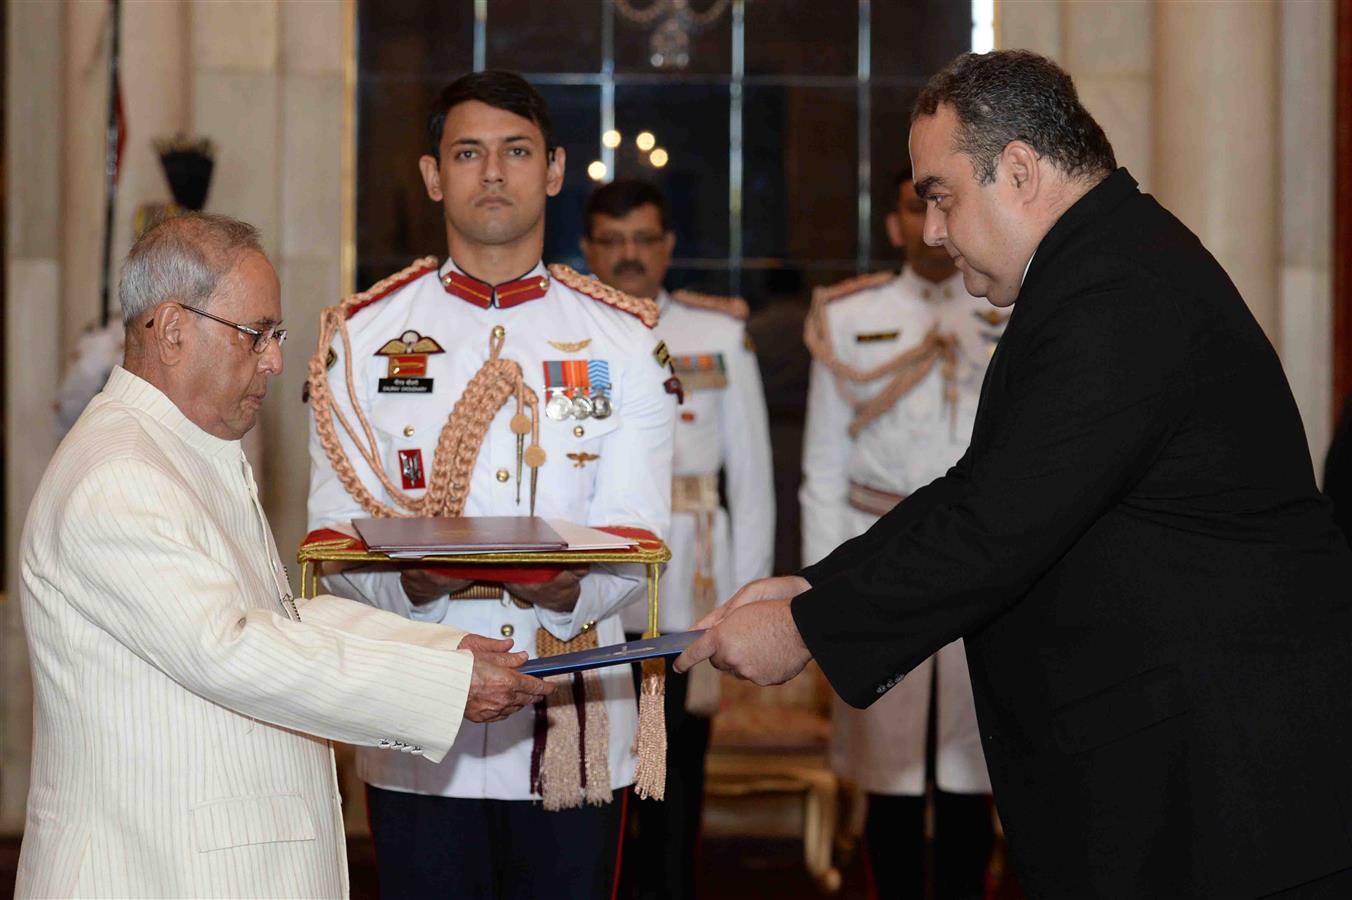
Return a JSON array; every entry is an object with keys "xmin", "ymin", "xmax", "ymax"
[{"xmin": 794, "ymin": 170, "xmax": 1352, "ymax": 897}]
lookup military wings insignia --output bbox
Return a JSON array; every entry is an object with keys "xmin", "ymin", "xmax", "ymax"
[
  {"xmin": 376, "ymin": 330, "xmax": 446, "ymax": 356},
  {"xmin": 566, "ymin": 452, "xmax": 601, "ymax": 468}
]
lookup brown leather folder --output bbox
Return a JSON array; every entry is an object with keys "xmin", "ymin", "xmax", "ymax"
[{"xmin": 352, "ymin": 516, "xmax": 568, "ymax": 554}]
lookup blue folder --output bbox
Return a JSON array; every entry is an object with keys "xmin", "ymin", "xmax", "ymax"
[{"xmin": 519, "ymin": 630, "xmax": 705, "ymax": 676}]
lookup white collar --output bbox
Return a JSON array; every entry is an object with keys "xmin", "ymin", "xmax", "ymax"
[{"xmin": 103, "ymin": 366, "xmax": 241, "ymax": 461}]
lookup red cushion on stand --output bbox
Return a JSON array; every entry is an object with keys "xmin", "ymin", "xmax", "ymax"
[{"xmin": 427, "ymin": 564, "xmax": 565, "ymax": 584}]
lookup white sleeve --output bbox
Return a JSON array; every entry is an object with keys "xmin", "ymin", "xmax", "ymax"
[
  {"xmin": 535, "ymin": 334, "xmax": 677, "ymax": 639},
  {"xmin": 799, "ymin": 355, "xmax": 855, "ymax": 567},
  {"xmin": 61, "ymin": 459, "xmax": 474, "ymax": 765},
  {"xmin": 720, "ymin": 323, "xmax": 776, "ymax": 594}
]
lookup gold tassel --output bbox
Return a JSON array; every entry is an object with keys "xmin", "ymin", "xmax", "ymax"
[
  {"xmin": 534, "ymin": 627, "xmax": 611, "ymax": 811},
  {"xmin": 582, "ymin": 666, "xmax": 612, "ymax": 806},
  {"xmin": 540, "ymin": 671, "xmax": 582, "ymax": 811},
  {"xmin": 633, "ymin": 652, "xmax": 667, "ymax": 801}
]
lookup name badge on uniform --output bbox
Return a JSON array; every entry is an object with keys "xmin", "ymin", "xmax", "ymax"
[
  {"xmin": 671, "ymin": 353, "xmax": 727, "ymax": 391},
  {"xmin": 376, "ymin": 330, "xmax": 444, "ymax": 394},
  {"xmin": 856, "ymin": 330, "xmax": 900, "ymax": 343},
  {"xmin": 398, "ymin": 448, "xmax": 426, "ymax": 490}
]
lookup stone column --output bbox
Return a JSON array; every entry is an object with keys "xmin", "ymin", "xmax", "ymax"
[
  {"xmin": 1277, "ymin": 0, "xmax": 1336, "ymax": 473},
  {"xmin": 61, "ymin": 0, "xmax": 111, "ymax": 357},
  {"xmin": 999, "ymin": 1, "xmax": 1153, "ymax": 185},
  {"xmin": 271, "ymin": 0, "xmax": 346, "ymax": 559},
  {"xmin": 274, "ymin": 0, "xmax": 355, "ymax": 831},
  {"xmin": 189, "ymin": 1, "xmax": 282, "ymax": 471},
  {"xmin": 3, "ymin": 0, "xmax": 65, "ymax": 832},
  {"xmin": 1153, "ymin": 0, "xmax": 1280, "ymax": 341},
  {"xmin": 112, "ymin": 0, "xmax": 193, "ymax": 285}
]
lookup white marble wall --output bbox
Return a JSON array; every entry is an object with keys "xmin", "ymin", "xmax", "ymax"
[
  {"xmin": 1000, "ymin": 0, "xmax": 1154, "ymax": 185},
  {"xmin": 999, "ymin": 0, "xmax": 1334, "ymax": 470},
  {"xmin": 1278, "ymin": 0, "xmax": 1336, "ymax": 476},
  {"xmin": 181, "ymin": 0, "xmax": 348, "ymax": 555},
  {"xmin": 60, "ymin": 1, "xmax": 110, "ymax": 358},
  {"xmin": 3, "ymin": 0, "xmax": 64, "ymax": 835},
  {"xmin": 1, "ymin": 0, "xmax": 349, "ymax": 833}
]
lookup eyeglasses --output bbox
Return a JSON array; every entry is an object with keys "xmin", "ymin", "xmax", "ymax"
[
  {"xmin": 587, "ymin": 232, "xmax": 666, "ymax": 250},
  {"xmin": 148, "ymin": 304, "xmax": 288, "ymax": 353}
]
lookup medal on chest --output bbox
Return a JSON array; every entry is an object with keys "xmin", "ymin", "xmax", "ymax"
[
  {"xmin": 542, "ymin": 358, "xmax": 613, "ymax": 421},
  {"xmin": 670, "ymin": 352, "xmax": 727, "ymax": 391}
]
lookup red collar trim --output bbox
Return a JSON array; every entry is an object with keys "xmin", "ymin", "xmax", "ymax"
[{"xmin": 440, "ymin": 269, "xmax": 550, "ymax": 309}]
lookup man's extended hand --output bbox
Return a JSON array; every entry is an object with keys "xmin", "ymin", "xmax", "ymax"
[
  {"xmin": 457, "ymin": 632, "xmax": 554, "ymax": 723},
  {"xmin": 691, "ymin": 574, "xmax": 812, "ymax": 630},
  {"xmin": 402, "ymin": 567, "xmax": 473, "ymax": 605},
  {"xmin": 506, "ymin": 566, "xmax": 588, "ymax": 613},
  {"xmin": 674, "ymin": 597, "xmax": 812, "ymax": 686}
]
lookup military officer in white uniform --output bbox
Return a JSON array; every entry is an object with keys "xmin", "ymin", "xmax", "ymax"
[
  {"xmin": 306, "ymin": 73, "xmax": 676, "ymax": 900},
  {"xmin": 800, "ymin": 168, "xmax": 1003, "ymax": 900},
  {"xmin": 581, "ymin": 179, "xmax": 774, "ymax": 900}
]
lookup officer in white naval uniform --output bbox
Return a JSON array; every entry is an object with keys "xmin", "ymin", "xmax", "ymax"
[
  {"xmin": 306, "ymin": 73, "xmax": 675, "ymax": 900},
  {"xmin": 581, "ymin": 179, "xmax": 774, "ymax": 900},
  {"xmin": 800, "ymin": 168, "xmax": 1003, "ymax": 900}
]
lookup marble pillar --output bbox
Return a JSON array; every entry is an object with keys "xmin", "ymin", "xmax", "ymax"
[
  {"xmin": 1278, "ymin": 0, "xmax": 1336, "ymax": 475},
  {"xmin": 1153, "ymin": 0, "xmax": 1280, "ymax": 341},
  {"xmin": 3, "ymin": 0, "xmax": 65, "ymax": 834}
]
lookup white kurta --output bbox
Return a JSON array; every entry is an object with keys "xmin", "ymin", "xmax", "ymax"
[
  {"xmin": 620, "ymin": 291, "xmax": 775, "ymax": 634},
  {"xmin": 800, "ymin": 269, "xmax": 1004, "ymax": 796},
  {"xmin": 308, "ymin": 259, "xmax": 676, "ymax": 800},
  {"xmin": 17, "ymin": 366, "xmax": 474, "ymax": 899}
]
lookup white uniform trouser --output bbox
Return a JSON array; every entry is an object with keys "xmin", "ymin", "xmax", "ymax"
[{"xmin": 829, "ymin": 506, "xmax": 992, "ymax": 796}]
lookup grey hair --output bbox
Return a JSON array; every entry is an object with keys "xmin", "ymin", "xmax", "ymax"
[{"xmin": 118, "ymin": 212, "xmax": 263, "ymax": 326}]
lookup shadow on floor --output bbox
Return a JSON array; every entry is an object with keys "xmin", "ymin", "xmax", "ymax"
[{"xmin": 2, "ymin": 832, "xmax": 1025, "ymax": 899}]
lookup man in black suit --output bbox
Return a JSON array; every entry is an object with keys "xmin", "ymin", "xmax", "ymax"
[{"xmin": 677, "ymin": 50, "xmax": 1352, "ymax": 898}]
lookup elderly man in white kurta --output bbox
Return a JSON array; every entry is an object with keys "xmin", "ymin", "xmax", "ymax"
[
  {"xmin": 799, "ymin": 171, "xmax": 1003, "ymax": 899},
  {"xmin": 581, "ymin": 178, "xmax": 775, "ymax": 900},
  {"xmin": 16, "ymin": 213, "xmax": 549, "ymax": 899}
]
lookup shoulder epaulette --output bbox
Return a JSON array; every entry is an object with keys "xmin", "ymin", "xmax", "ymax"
[
  {"xmin": 672, "ymin": 288, "xmax": 749, "ymax": 321},
  {"xmin": 812, "ymin": 270, "xmax": 896, "ymax": 305},
  {"xmin": 549, "ymin": 263, "xmax": 659, "ymax": 329},
  {"xmin": 343, "ymin": 256, "xmax": 439, "ymax": 320}
]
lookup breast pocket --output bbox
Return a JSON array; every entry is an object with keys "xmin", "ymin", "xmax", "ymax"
[
  {"xmin": 190, "ymin": 792, "xmax": 317, "ymax": 853},
  {"xmin": 539, "ymin": 411, "xmax": 623, "ymax": 512},
  {"xmin": 368, "ymin": 393, "xmax": 448, "ymax": 496},
  {"xmin": 674, "ymin": 390, "xmax": 720, "ymax": 472}
]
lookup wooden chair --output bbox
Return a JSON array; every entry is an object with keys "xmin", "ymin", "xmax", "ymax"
[{"xmin": 703, "ymin": 663, "xmax": 844, "ymax": 893}]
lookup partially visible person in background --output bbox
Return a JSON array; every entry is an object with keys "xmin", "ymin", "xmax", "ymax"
[
  {"xmin": 582, "ymin": 178, "xmax": 775, "ymax": 900},
  {"xmin": 800, "ymin": 167, "xmax": 998, "ymax": 900}
]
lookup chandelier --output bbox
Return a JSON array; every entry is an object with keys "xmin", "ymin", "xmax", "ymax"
[{"xmin": 614, "ymin": 0, "xmax": 731, "ymax": 70}]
